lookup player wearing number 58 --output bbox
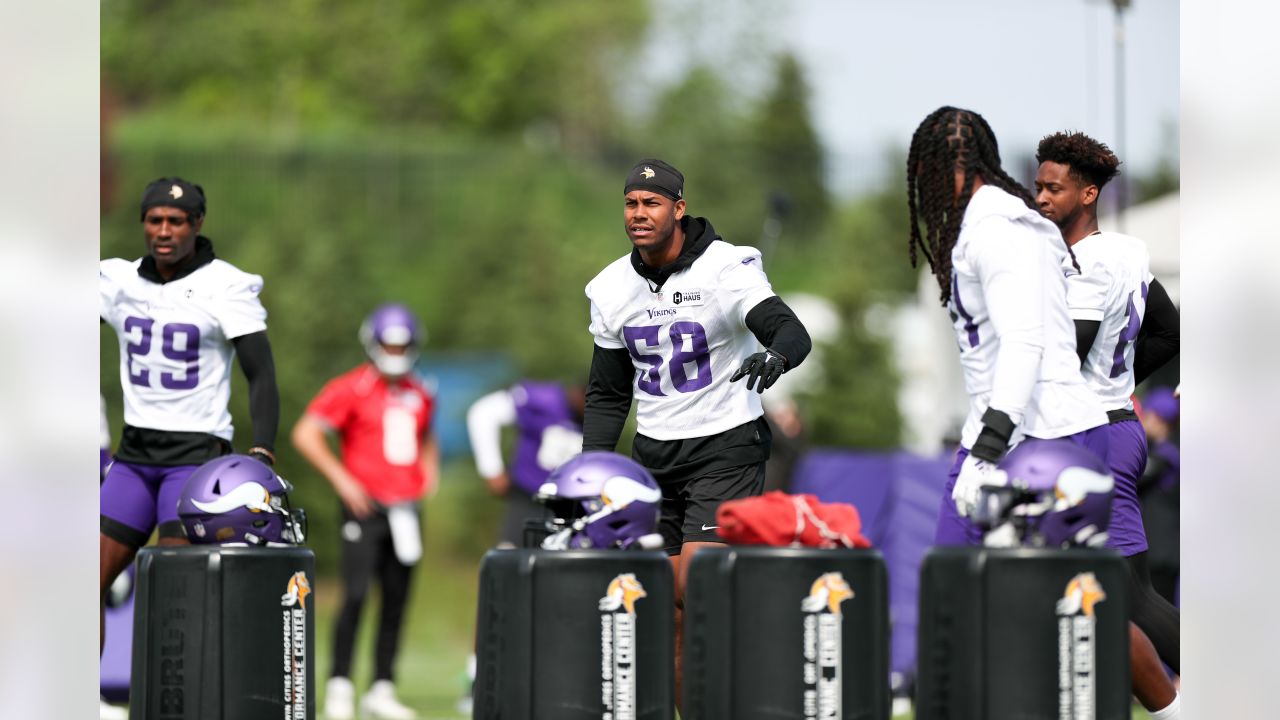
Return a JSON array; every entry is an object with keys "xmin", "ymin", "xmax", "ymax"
[
  {"xmin": 99, "ymin": 177, "xmax": 281, "ymax": 712},
  {"xmin": 292, "ymin": 304, "xmax": 437, "ymax": 720},
  {"xmin": 582, "ymin": 158, "xmax": 811, "ymax": 709}
]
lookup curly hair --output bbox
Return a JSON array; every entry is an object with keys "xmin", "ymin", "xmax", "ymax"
[
  {"xmin": 906, "ymin": 106, "xmax": 1038, "ymax": 305},
  {"xmin": 1035, "ymin": 131, "xmax": 1122, "ymax": 189}
]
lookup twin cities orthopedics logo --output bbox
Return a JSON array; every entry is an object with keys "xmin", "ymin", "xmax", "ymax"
[
  {"xmin": 599, "ymin": 573, "xmax": 647, "ymax": 720},
  {"xmin": 1055, "ymin": 572, "xmax": 1106, "ymax": 720},
  {"xmin": 801, "ymin": 572, "xmax": 854, "ymax": 720},
  {"xmin": 280, "ymin": 571, "xmax": 311, "ymax": 720}
]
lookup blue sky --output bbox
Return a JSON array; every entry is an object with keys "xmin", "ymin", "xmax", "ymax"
[{"xmin": 640, "ymin": 0, "xmax": 1178, "ymax": 195}]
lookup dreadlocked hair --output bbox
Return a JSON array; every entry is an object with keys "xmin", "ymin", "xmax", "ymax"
[
  {"xmin": 1035, "ymin": 131, "xmax": 1121, "ymax": 189},
  {"xmin": 906, "ymin": 106, "xmax": 1039, "ymax": 305}
]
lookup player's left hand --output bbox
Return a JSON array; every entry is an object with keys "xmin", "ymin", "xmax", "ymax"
[
  {"xmin": 730, "ymin": 350, "xmax": 788, "ymax": 393},
  {"xmin": 952, "ymin": 454, "xmax": 1007, "ymax": 518}
]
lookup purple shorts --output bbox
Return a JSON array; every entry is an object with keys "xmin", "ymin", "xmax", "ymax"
[
  {"xmin": 934, "ymin": 425, "xmax": 1112, "ymax": 547},
  {"xmin": 1099, "ymin": 419, "xmax": 1149, "ymax": 556},
  {"xmin": 100, "ymin": 460, "xmax": 200, "ymax": 546}
]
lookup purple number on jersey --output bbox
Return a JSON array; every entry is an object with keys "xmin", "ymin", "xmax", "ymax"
[
  {"xmin": 950, "ymin": 273, "xmax": 980, "ymax": 348},
  {"xmin": 622, "ymin": 321, "xmax": 714, "ymax": 396},
  {"xmin": 623, "ymin": 325, "xmax": 666, "ymax": 396},
  {"xmin": 123, "ymin": 316, "xmax": 202, "ymax": 390},
  {"xmin": 668, "ymin": 321, "xmax": 712, "ymax": 392},
  {"xmin": 160, "ymin": 323, "xmax": 201, "ymax": 389},
  {"xmin": 1109, "ymin": 282, "xmax": 1148, "ymax": 379},
  {"xmin": 124, "ymin": 316, "xmax": 154, "ymax": 387}
]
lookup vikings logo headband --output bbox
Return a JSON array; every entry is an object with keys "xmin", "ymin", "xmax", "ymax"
[{"xmin": 624, "ymin": 158, "xmax": 684, "ymax": 201}]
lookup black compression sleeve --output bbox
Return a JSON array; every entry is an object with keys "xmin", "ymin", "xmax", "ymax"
[
  {"xmin": 231, "ymin": 331, "xmax": 279, "ymax": 452},
  {"xmin": 583, "ymin": 344, "xmax": 634, "ymax": 452},
  {"xmin": 1134, "ymin": 278, "xmax": 1180, "ymax": 386},
  {"xmin": 744, "ymin": 296, "xmax": 812, "ymax": 370},
  {"xmin": 1074, "ymin": 319, "xmax": 1102, "ymax": 367}
]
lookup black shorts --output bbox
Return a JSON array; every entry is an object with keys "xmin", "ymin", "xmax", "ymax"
[{"xmin": 632, "ymin": 416, "xmax": 771, "ymax": 555}]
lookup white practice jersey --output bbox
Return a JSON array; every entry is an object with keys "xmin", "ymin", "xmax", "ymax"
[
  {"xmin": 100, "ymin": 257, "xmax": 268, "ymax": 440},
  {"xmin": 1065, "ymin": 231, "xmax": 1154, "ymax": 411},
  {"xmin": 947, "ymin": 185, "xmax": 1106, "ymax": 448},
  {"xmin": 587, "ymin": 240, "xmax": 775, "ymax": 441}
]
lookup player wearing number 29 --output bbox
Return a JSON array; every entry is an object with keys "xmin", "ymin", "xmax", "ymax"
[
  {"xmin": 904, "ymin": 108, "xmax": 1109, "ymax": 544},
  {"xmin": 583, "ymin": 158, "xmax": 811, "ymax": 706},
  {"xmin": 292, "ymin": 303, "xmax": 438, "ymax": 720},
  {"xmin": 1035, "ymin": 131, "xmax": 1181, "ymax": 677},
  {"xmin": 98, "ymin": 178, "xmax": 280, "ymax": 660}
]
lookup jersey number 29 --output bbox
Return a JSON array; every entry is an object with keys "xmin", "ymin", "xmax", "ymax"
[{"xmin": 124, "ymin": 316, "xmax": 200, "ymax": 389}]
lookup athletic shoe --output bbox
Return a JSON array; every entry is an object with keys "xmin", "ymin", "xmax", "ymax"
[
  {"xmin": 324, "ymin": 676, "xmax": 355, "ymax": 720},
  {"xmin": 360, "ymin": 679, "xmax": 417, "ymax": 720},
  {"xmin": 100, "ymin": 697, "xmax": 128, "ymax": 720}
]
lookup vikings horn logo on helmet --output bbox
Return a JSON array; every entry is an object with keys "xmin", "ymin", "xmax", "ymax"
[{"xmin": 191, "ymin": 481, "xmax": 274, "ymax": 515}]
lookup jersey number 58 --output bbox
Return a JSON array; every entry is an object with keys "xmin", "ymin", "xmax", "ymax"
[{"xmin": 623, "ymin": 322, "xmax": 713, "ymax": 396}]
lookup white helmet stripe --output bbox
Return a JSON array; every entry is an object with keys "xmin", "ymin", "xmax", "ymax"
[{"xmin": 191, "ymin": 481, "xmax": 274, "ymax": 514}]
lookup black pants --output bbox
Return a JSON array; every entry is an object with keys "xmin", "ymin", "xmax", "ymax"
[
  {"xmin": 330, "ymin": 506, "xmax": 417, "ymax": 682},
  {"xmin": 1126, "ymin": 551, "xmax": 1180, "ymax": 674}
]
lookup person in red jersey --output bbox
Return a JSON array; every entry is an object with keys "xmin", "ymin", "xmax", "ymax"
[{"xmin": 292, "ymin": 303, "xmax": 438, "ymax": 720}]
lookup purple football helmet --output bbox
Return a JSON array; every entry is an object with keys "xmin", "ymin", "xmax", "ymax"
[
  {"xmin": 359, "ymin": 303, "xmax": 423, "ymax": 378},
  {"xmin": 177, "ymin": 454, "xmax": 306, "ymax": 546},
  {"xmin": 975, "ymin": 438, "xmax": 1114, "ymax": 549},
  {"xmin": 535, "ymin": 452, "xmax": 664, "ymax": 550}
]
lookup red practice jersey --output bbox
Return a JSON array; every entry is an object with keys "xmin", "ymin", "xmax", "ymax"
[{"xmin": 305, "ymin": 364, "xmax": 436, "ymax": 504}]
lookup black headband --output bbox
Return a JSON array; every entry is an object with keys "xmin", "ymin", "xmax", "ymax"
[
  {"xmin": 624, "ymin": 158, "xmax": 684, "ymax": 201},
  {"xmin": 139, "ymin": 177, "xmax": 206, "ymax": 221}
]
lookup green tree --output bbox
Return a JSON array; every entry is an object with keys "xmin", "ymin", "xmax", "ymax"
[
  {"xmin": 749, "ymin": 53, "xmax": 829, "ymax": 242},
  {"xmin": 102, "ymin": 0, "xmax": 650, "ymax": 154}
]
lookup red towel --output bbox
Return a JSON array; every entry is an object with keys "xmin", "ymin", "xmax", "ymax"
[{"xmin": 715, "ymin": 491, "xmax": 872, "ymax": 549}]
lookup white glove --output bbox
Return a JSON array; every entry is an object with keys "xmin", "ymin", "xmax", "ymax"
[{"xmin": 952, "ymin": 454, "xmax": 1008, "ymax": 518}]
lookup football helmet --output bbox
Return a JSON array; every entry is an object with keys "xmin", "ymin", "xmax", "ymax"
[
  {"xmin": 177, "ymin": 454, "xmax": 306, "ymax": 546},
  {"xmin": 973, "ymin": 438, "xmax": 1114, "ymax": 549},
  {"xmin": 359, "ymin": 303, "xmax": 423, "ymax": 378},
  {"xmin": 536, "ymin": 452, "xmax": 664, "ymax": 550}
]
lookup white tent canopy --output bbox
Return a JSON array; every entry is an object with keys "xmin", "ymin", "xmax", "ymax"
[{"xmin": 1102, "ymin": 191, "xmax": 1180, "ymax": 302}]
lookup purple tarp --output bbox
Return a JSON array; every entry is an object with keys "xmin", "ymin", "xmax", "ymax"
[{"xmin": 791, "ymin": 448, "xmax": 952, "ymax": 692}]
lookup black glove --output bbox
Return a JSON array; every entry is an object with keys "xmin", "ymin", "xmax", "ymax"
[{"xmin": 730, "ymin": 349, "xmax": 788, "ymax": 393}]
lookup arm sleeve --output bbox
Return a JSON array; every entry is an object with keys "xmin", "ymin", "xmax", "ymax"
[
  {"xmin": 1134, "ymin": 277, "xmax": 1179, "ymax": 385},
  {"xmin": 1074, "ymin": 319, "xmax": 1102, "ymax": 367},
  {"xmin": 231, "ymin": 331, "xmax": 279, "ymax": 451},
  {"xmin": 466, "ymin": 389, "xmax": 517, "ymax": 478},
  {"xmin": 974, "ymin": 219, "xmax": 1048, "ymax": 425},
  {"xmin": 583, "ymin": 344, "xmax": 634, "ymax": 452},
  {"xmin": 209, "ymin": 272, "xmax": 269, "ymax": 340},
  {"xmin": 744, "ymin": 296, "xmax": 812, "ymax": 370}
]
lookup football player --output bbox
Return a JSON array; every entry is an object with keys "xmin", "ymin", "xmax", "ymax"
[
  {"xmin": 583, "ymin": 158, "xmax": 811, "ymax": 706},
  {"xmin": 292, "ymin": 303, "xmax": 438, "ymax": 720},
  {"xmin": 466, "ymin": 380, "xmax": 585, "ymax": 548},
  {"xmin": 99, "ymin": 178, "xmax": 279, "ymax": 712},
  {"xmin": 905, "ymin": 107, "xmax": 1108, "ymax": 547},
  {"xmin": 1034, "ymin": 131, "xmax": 1181, "ymax": 674}
]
